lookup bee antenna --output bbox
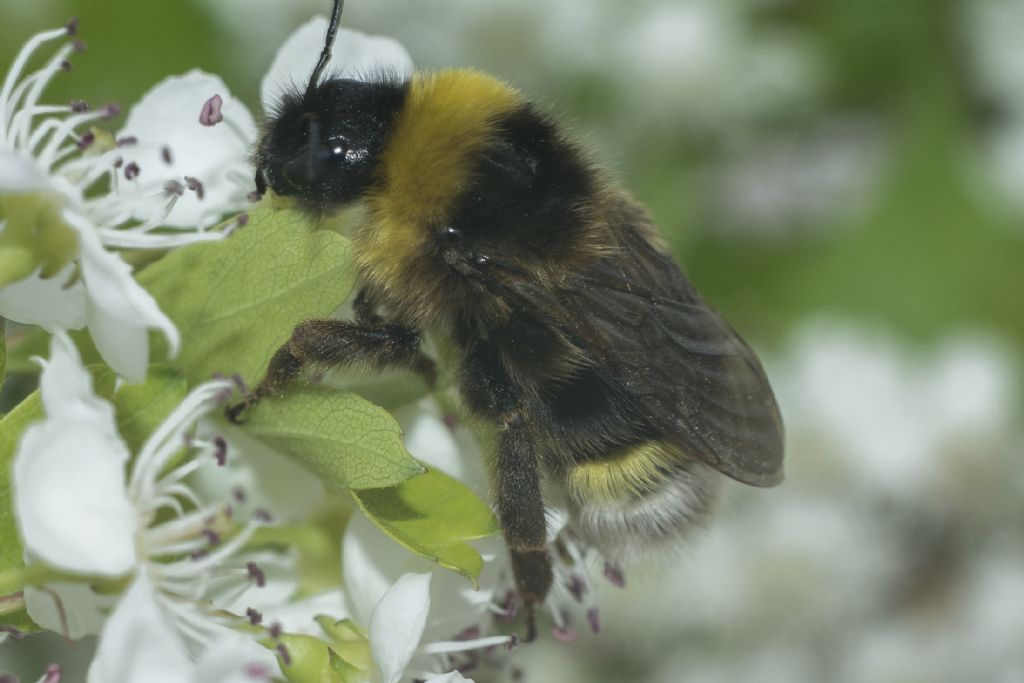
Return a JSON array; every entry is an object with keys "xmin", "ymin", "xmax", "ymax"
[{"xmin": 305, "ymin": 0, "xmax": 345, "ymax": 102}]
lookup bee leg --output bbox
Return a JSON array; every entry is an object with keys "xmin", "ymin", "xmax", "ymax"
[
  {"xmin": 461, "ymin": 344, "xmax": 553, "ymax": 638},
  {"xmin": 226, "ymin": 318, "xmax": 430, "ymax": 422},
  {"xmin": 496, "ymin": 415, "xmax": 553, "ymax": 642},
  {"xmin": 354, "ymin": 288, "xmax": 436, "ymax": 384},
  {"xmin": 353, "ymin": 287, "xmax": 384, "ymax": 326}
]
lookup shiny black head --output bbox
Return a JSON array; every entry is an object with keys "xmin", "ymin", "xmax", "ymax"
[
  {"xmin": 254, "ymin": 0, "xmax": 408, "ymax": 206},
  {"xmin": 256, "ymin": 78, "xmax": 408, "ymax": 205}
]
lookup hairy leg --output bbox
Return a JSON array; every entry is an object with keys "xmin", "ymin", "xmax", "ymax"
[{"xmin": 227, "ymin": 316, "xmax": 433, "ymax": 422}]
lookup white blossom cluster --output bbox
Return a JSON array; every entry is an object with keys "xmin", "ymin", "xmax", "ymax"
[
  {"xmin": 0, "ymin": 17, "xmax": 518, "ymax": 683},
  {"xmin": 962, "ymin": 0, "xmax": 1024, "ymax": 219}
]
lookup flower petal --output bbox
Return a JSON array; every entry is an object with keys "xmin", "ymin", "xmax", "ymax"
[
  {"xmin": 260, "ymin": 19, "xmax": 413, "ymax": 113},
  {"xmin": 13, "ymin": 332, "xmax": 136, "ymax": 576},
  {"xmin": 190, "ymin": 421, "xmax": 326, "ymax": 524},
  {"xmin": 23, "ymin": 582, "xmax": 110, "ymax": 639},
  {"xmin": 369, "ymin": 572, "xmax": 432, "ymax": 683},
  {"xmin": 393, "ymin": 400, "xmax": 488, "ymax": 493},
  {"xmin": 342, "ymin": 513, "xmax": 427, "ymax": 626},
  {"xmin": 0, "ymin": 265, "xmax": 87, "ymax": 331},
  {"xmin": 195, "ymin": 632, "xmax": 281, "ymax": 683},
  {"xmin": 0, "ymin": 150, "xmax": 49, "ymax": 192},
  {"xmin": 67, "ymin": 210, "xmax": 179, "ymax": 382},
  {"xmin": 424, "ymin": 672, "xmax": 474, "ymax": 683},
  {"xmin": 87, "ymin": 574, "xmax": 193, "ymax": 683},
  {"xmin": 117, "ymin": 70, "xmax": 256, "ymax": 229}
]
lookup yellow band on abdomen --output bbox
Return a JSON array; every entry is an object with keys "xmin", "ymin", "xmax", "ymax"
[{"xmin": 565, "ymin": 441, "xmax": 684, "ymax": 504}]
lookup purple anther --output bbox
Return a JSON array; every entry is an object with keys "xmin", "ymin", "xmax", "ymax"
[
  {"xmin": 163, "ymin": 180, "xmax": 184, "ymax": 196},
  {"xmin": 245, "ymin": 664, "xmax": 270, "ymax": 680},
  {"xmin": 505, "ymin": 633, "xmax": 520, "ymax": 651},
  {"xmin": 213, "ymin": 436, "xmax": 228, "ymax": 465},
  {"xmin": 124, "ymin": 162, "xmax": 140, "ymax": 180},
  {"xmin": 200, "ymin": 94, "xmax": 224, "ymax": 126},
  {"xmin": 603, "ymin": 561, "xmax": 626, "ymax": 588},
  {"xmin": 275, "ymin": 643, "xmax": 292, "ymax": 666},
  {"xmin": 253, "ymin": 508, "xmax": 273, "ymax": 524},
  {"xmin": 268, "ymin": 621, "xmax": 282, "ymax": 640},
  {"xmin": 586, "ymin": 607, "xmax": 600, "ymax": 634},
  {"xmin": 551, "ymin": 626, "xmax": 578, "ymax": 643},
  {"xmin": 65, "ymin": 17, "xmax": 79, "ymax": 35},
  {"xmin": 201, "ymin": 529, "xmax": 220, "ymax": 546},
  {"xmin": 116, "ymin": 136, "xmax": 138, "ymax": 147},
  {"xmin": 72, "ymin": 40, "xmax": 86, "ymax": 53},
  {"xmin": 60, "ymin": 60, "xmax": 72, "ymax": 72},
  {"xmin": 189, "ymin": 548, "xmax": 208, "ymax": 561},
  {"xmin": 69, "ymin": 99, "xmax": 89, "ymax": 112},
  {"xmin": 76, "ymin": 131, "xmax": 95, "ymax": 151},
  {"xmin": 42, "ymin": 663, "xmax": 62, "ymax": 683},
  {"xmin": 161, "ymin": 146, "xmax": 173, "ymax": 165},
  {"xmin": 246, "ymin": 190, "xmax": 262, "ymax": 203},
  {"xmin": 246, "ymin": 561, "xmax": 266, "ymax": 588},
  {"xmin": 184, "ymin": 175, "xmax": 205, "ymax": 200},
  {"xmin": 566, "ymin": 574, "xmax": 586, "ymax": 603},
  {"xmin": 232, "ymin": 486, "xmax": 247, "ymax": 503},
  {"xmin": 235, "ymin": 213, "xmax": 249, "ymax": 228},
  {"xmin": 246, "ymin": 607, "xmax": 263, "ymax": 625},
  {"xmin": 102, "ymin": 103, "xmax": 120, "ymax": 118},
  {"xmin": 113, "ymin": 156, "xmax": 123, "ymax": 168}
]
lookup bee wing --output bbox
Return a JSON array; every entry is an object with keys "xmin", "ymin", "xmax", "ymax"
[{"xmin": 564, "ymin": 218, "xmax": 785, "ymax": 487}]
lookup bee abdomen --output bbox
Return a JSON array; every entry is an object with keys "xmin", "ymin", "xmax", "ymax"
[{"xmin": 564, "ymin": 441, "xmax": 720, "ymax": 562}]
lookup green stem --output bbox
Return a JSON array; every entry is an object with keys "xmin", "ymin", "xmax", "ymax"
[{"xmin": 0, "ymin": 563, "xmax": 127, "ymax": 597}]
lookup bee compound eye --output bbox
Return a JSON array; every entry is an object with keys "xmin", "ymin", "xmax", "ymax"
[{"xmin": 441, "ymin": 225, "xmax": 464, "ymax": 244}]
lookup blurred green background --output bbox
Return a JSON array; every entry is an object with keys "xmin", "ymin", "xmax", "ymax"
[
  {"xmin": 2, "ymin": 0, "xmax": 1022, "ymax": 681},
  {"xmin": 3, "ymin": 0, "xmax": 1022, "ymax": 348}
]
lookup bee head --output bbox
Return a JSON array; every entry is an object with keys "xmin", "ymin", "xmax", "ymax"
[
  {"xmin": 254, "ymin": 0, "xmax": 407, "ymax": 206},
  {"xmin": 256, "ymin": 78, "xmax": 406, "ymax": 205}
]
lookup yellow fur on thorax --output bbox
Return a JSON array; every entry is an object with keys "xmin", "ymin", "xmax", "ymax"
[
  {"xmin": 356, "ymin": 70, "xmax": 523, "ymax": 297},
  {"xmin": 565, "ymin": 441, "xmax": 683, "ymax": 504}
]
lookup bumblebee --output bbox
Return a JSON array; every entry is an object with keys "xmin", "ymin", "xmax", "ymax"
[{"xmin": 243, "ymin": 0, "xmax": 784, "ymax": 638}]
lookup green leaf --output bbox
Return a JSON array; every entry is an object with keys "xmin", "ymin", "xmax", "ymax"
[
  {"xmin": 3, "ymin": 326, "xmax": 53, "ymax": 376},
  {"xmin": 1, "ymin": 318, "xmax": 6, "ymax": 386},
  {"xmin": 353, "ymin": 467, "xmax": 499, "ymax": 587},
  {"xmin": 0, "ymin": 367, "xmax": 116, "ymax": 575},
  {"xmin": 270, "ymin": 633, "xmax": 346, "ymax": 683},
  {"xmin": 316, "ymin": 616, "xmax": 370, "ymax": 681},
  {"xmin": 113, "ymin": 365, "xmax": 188, "ymax": 453},
  {"xmin": 138, "ymin": 208, "xmax": 355, "ymax": 386},
  {"xmin": 243, "ymin": 385, "xmax": 425, "ymax": 491}
]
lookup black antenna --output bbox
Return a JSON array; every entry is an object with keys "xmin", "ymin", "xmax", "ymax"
[{"xmin": 305, "ymin": 0, "xmax": 344, "ymax": 101}]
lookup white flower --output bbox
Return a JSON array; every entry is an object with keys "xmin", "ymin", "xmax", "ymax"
[
  {"xmin": 87, "ymin": 573, "xmax": 278, "ymax": 683},
  {"xmin": 0, "ymin": 21, "xmax": 228, "ymax": 382},
  {"xmin": 115, "ymin": 70, "xmax": 257, "ymax": 230},
  {"xmin": 259, "ymin": 18, "xmax": 413, "ymax": 114},
  {"xmin": 362, "ymin": 570, "xmax": 508, "ymax": 683},
  {"xmin": 12, "ymin": 331, "xmax": 269, "ymax": 647},
  {"xmin": 339, "ymin": 404, "xmax": 512, "ymax": 682}
]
